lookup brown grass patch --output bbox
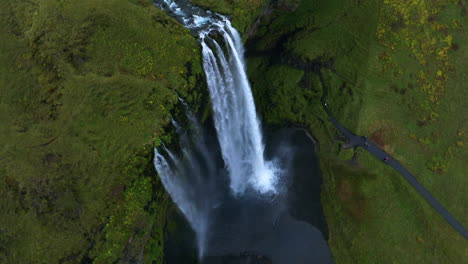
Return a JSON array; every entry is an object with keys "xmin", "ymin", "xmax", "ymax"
[
  {"xmin": 368, "ymin": 120, "xmax": 398, "ymax": 153},
  {"xmin": 336, "ymin": 179, "xmax": 365, "ymax": 221},
  {"xmin": 111, "ymin": 184, "xmax": 125, "ymax": 204}
]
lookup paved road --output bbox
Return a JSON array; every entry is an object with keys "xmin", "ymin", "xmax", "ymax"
[{"xmin": 328, "ymin": 116, "xmax": 468, "ymax": 240}]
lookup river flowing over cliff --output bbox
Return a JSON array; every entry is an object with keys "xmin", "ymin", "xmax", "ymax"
[
  {"xmin": 154, "ymin": 0, "xmax": 282, "ymax": 254},
  {"xmin": 155, "ymin": 0, "xmax": 281, "ymax": 195},
  {"xmin": 153, "ymin": 1, "xmax": 331, "ymax": 263}
]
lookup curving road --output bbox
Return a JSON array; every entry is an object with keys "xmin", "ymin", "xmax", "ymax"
[{"xmin": 327, "ymin": 115, "xmax": 468, "ymax": 240}]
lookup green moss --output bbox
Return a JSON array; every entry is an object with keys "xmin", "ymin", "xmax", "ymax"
[
  {"xmin": 249, "ymin": 62, "xmax": 313, "ymax": 125},
  {"xmin": 0, "ymin": 0, "xmax": 203, "ymax": 263},
  {"xmin": 90, "ymin": 147, "xmax": 168, "ymax": 264}
]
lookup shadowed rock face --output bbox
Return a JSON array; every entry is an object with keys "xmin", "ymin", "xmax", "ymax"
[{"xmin": 164, "ymin": 127, "xmax": 333, "ymax": 264}]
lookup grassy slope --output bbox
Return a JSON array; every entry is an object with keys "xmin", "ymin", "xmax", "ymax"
[
  {"xmin": 346, "ymin": 1, "xmax": 468, "ymax": 262},
  {"xmin": 0, "ymin": 0, "xmax": 203, "ymax": 263},
  {"xmin": 240, "ymin": 0, "xmax": 467, "ymax": 263}
]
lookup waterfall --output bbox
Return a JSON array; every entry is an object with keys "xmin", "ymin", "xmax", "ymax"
[
  {"xmin": 154, "ymin": 145, "xmax": 211, "ymax": 257},
  {"xmin": 152, "ymin": 0, "xmax": 283, "ymax": 258},
  {"xmin": 200, "ymin": 24, "xmax": 280, "ymax": 195}
]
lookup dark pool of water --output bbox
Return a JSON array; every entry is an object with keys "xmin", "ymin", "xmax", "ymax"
[{"xmin": 163, "ymin": 127, "xmax": 332, "ymax": 264}]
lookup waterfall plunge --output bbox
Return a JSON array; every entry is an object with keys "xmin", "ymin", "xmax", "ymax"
[
  {"xmin": 153, "ymin": 0, "xmax": 283, "ymax": 258},
  {"xmin": 200, "ymin": 24, "xmax": 280, "ymax": 195}
]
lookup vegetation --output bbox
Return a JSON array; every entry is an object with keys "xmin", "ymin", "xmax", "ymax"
[
  {"xmin": 243, "ymin": 0, "xmax": 467, "ymax": 263},
  {"xmin": 0, "ymin": 0, "xmax": 204, "ymax": 263},
  {"xmin": 1, "ymin": 0, "xmax": 466, "ymax": 263}
]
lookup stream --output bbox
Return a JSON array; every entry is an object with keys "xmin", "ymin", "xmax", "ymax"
[{"xmin": 152, "ymin": 1, "xmax": 333, "ymax": 263}]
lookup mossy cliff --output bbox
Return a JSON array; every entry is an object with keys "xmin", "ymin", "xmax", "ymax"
[{"xmin": 0, "ymin": 0, "xmax": 204, "ymax": 263}]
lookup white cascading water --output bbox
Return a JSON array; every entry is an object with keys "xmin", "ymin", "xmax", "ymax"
[
  {"xmin": 200, "ymin": 24, "xmax": 280, "ymax": 195},
  {"xmin": 152, "ymin": 0, "xmax": 282, "ymax": 258},
  {"xmin": 154, "ymin": 145, "xmax": 211, "ymax": 257}
]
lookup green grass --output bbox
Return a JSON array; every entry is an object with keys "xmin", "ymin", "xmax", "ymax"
[
  {"xmin": 0, "ymin": 0, "xmax": 203, "ymax": 263},
  {"xmin": 246, "ymin": 0, "xmax": 468, "ymax": 262}
]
